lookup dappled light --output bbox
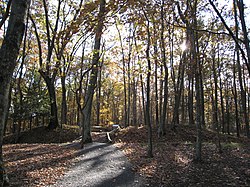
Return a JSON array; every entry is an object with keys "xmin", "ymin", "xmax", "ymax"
[
  {"xmin": 3, "ymin": 143, "xmax": 78, "ymax": 186},
  {"xmin": 114, "ymin": 126, "xmax": 250, "ymax": 186}
]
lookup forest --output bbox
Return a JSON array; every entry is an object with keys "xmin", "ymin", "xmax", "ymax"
[{"xmin": 0, "ymin": 0, "xmax": 249, "ymax": 186}]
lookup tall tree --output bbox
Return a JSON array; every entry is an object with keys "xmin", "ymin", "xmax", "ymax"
[
  {"xmin": 0, "ymin": 0, "xmax": 31, "ymax": 185},
  {"xmin": 235, "ymin": 0, "xmax": 249, "ymax": 138},
  {"xmin": 158, "ymin": 0, "xmax": 168, "ymax": 137},
  {"xmin": 212, "ymin": 47, "xmax": 222, "ymax": 152},
  {"xmin": 144, "ymin": 8, "xmax": 153, "ymax": 158},
  {"xmin": 81, "ymin": 0, "xmax": 106, "ymax": 145}
]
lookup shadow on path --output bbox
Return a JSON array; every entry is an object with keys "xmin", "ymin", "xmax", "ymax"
[{"xmin": 52, "ymin": 142, "xmax": 146, "ymax": 187}]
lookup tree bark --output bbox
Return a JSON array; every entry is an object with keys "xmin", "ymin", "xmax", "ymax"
[
  {"xmin": 172, "ymin": 52, "xmax": 185, "ymax": 128},
  {"xmin": 0, "ymin": 0, "xmax": 30, "ymax": 185},
  {"xmin": 144, "ymin": 13, "xmax": 153, "ymax": 158},
  {"xmin": 153, "ymin": 21, "xmax": 159, "ymax": 127},
  {"xmin": 212, "ymin": 50, "xmax": 222, "ymax": 153},
  {"xmin": 158, "ymin": 0, "xmax": 168, "ymax": 137},
  {"xmin": 236, "ymin": 0, "xmax": 249, "ymax": 138},
  {"xmin": 81, "ymin": 0, "xmax": 106, "ymax": 145},
  {"xmin": 44, "ymin": 77, "xmax": 59, "ymax": 130},
  {"xmin": 61, "ymin": 75, "xmax": 67, "ymax": 127},
  {"xmin": 233, "ymin": 57, "xmax": 240, "ymax": 137},
  {"xmin": 225, "ymin": 83, "xmax": 231, "ymax": 135}
]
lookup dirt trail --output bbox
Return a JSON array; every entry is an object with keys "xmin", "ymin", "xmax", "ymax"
[{"xmin": 52, "ymin": 142, "xmax": 146, "ymax": 187}]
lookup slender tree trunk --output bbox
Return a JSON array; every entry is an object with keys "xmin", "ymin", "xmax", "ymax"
[
  {"xmin": 81, "ymin": 0, "xmax": 106, "ymax": 146},
  {"xmin": 172, "ymin": 53, "xmax": 185, "ymax": 128},
  {"xmin": 158, "ymin": 0, "xmax": 167, "ymax": 137},
  {"xmin": 218, "ymin": 63, "xmax": 225, "ymax": 133},
  {"xmin": 212, "ymin": 51, "xmax": 222, "ymax": 153},
  {"xmin": 194, "ymin": 61, "xmax": 202, "ymax": 161},
  {"xmin": 199, "ymin": 66, "xmax": 205, "ymax": 127},
  {"xmin": 61, "ymin": 75, "xmax": 67, "ymax": 127},
  {"xmin": 0, "ymin": 0, "xmax": 30, "ymax": 185},
  {"xmin": 235, "ymin": 0, "xmax": 249, "ymax": 138},
  {"xmin": 188, "ymin": 76, "xmax": 194, "ymax": 125},
  {"xmin": 153, "ymin": 21, "xmax": 159, "ymax": 127},
  {"xmin": 96, "ymin": 65, "xmax": 102, "ymax": 126},
  {"xmin": 225, "ymin": 83, "xmax": 231, "ymax": 135},
  {"xmin": 140, "ymin": 74, "xmax": 146, "ymax": 126},
  {"xmin": 220, "ymin": 84, "xmax": 225, "ymax": 133},
  {"xmin": 145, "ymin": 15, "xmax": 153, "ymax": 158},
  {"xmin": 132, "ymin": 78, "xmax": 137, "ymax": 126},
  {"xmin": 233, "ymin": 58, "xmax": 240, "ymax": 137},
  {"xmin": 181, "ymin": 90, "xmax": 186, "ymax": 124},
  {"xmin": 233, "ymin": 1, "xmax": 240, "ymax": 137},
  {"xmin": 127, "ymin": 28, "xmax": 132, "ymax": 126},
  {"xmin": 237, "ymin": 0, "xmax": 250, "ymax": 77}
]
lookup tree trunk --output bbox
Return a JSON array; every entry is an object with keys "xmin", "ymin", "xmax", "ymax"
[
  {"xmin": 30, "ymin": 5, "xmax": 61, "ymax": 130},
  {"xmin": 96, "ymin": 66, "xmax": 102, "ymax": 126},
  {"xmin": 195, "ymin": 64, "xmax": 202, "ymax": 161},
  {"xmin": 145, "ymin": 14, "xmax": 153, "ymax": 158},
  {"xmin": 127, "ymin": 28, "xmax": 132, "ymax": 126},
  {"xmin": 132, "ymin": 78, "xmax": 137, "ymax": 126},
  {"xmin": 158, "ymin": 0, "xmax": 167, "ymax": 137},
  {"xmin": 225, "ymin": 83, "xmax": 231, "ymax": 135},
  {"xmin": 4, "ymin": 86, "xmax": 12, "ymax": 136},
  {"xmin": 81, "ymin": 0, "xmax": 106, "ymax": 145},
  {"xmin": 181, "ymin": 90, "xmax": 186, "ymax": 124},
  {"xmin": 183, "ymin": 0, "xmax": 203, "ymax": 162},
  {"xmin": 153, "ymin": 21, "xmax": 159, "ymax": 127},
  {"xmin": 61, "ymin": 75, "xmax": 67, "ymax": 127},
  {"xmin": 0, "ymin": 0, "xmax": 31, "ymax": 185},
  {"xmin": 172, "ymin": 52, "xmax": 185, "ymax": 128},
  {"xmin": 140, "ymin": 74, "xmax": 146, "ymax": 126},
  {"xmin": 212, "ymin": 50, "xmax": 222, "ymax": 153},
  {"xmin": 233, "ymin": 59, "xmax": 240, "ymax": 137},
  {"xmin": 236, "ymin": 0, "xmax": 249, "ymax": 138},
  {"xmin": 237, "ymin": 0, "xmax": 250, "ymax": 76},
  {"xmin": 219, "ymin": 66, "xmax": 225, "ymax": 133},
  {"xmin": 188, "ymin": 76, "xmax": 194, "ymax": 125},
  {"xmin": 42, "ymin": 77, "xmax": 59, "ymax": 130},
  {"xmin": 233, "ymin": 1, "xmax": 241, "ymax": 137}
]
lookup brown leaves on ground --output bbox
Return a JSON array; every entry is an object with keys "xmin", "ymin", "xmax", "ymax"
[
  {"xmin": 3, "ymin": 143, "xmax": 78, "ymax": 187},
  {"xmin": 4, "ymin": 125, "xmax": 80, "ymax": 144},
  {"xmin": 3, "ymin": 125, "xmax": 80, "ymax": 187},
  {"xmin": 3, "ymin": 125, "xmax": 250, "ymax": 186},
  {"xmin": 114, "ymin": 125, "xmax": 250, "ymax": 186}
]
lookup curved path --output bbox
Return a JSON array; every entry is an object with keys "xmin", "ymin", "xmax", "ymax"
[{"xmin": 52, "ymin": 142, "xmax": 146, "ymax": 187}]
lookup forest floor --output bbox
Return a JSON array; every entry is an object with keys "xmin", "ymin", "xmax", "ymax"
[
  {"xmin": 3, "ymin": 124, "xmax": 250, "ymax": 186},
  {"xmin": 113, "ymin": 125, "xmax": 250, "ymax": 186}
]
